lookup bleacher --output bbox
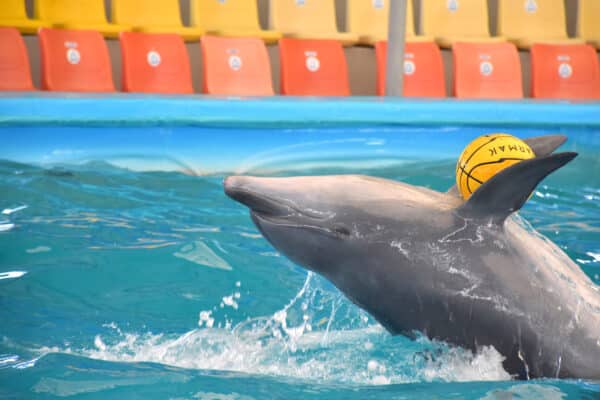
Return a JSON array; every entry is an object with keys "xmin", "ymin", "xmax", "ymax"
[{"xmin": 1, "ymin": 0, "xmax": 599, "ymax": 99}]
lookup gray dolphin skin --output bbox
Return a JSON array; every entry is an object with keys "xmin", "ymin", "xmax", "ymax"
[{"xmin": 224, "ymin": 135, "xmax": 600, "ymax": 380}]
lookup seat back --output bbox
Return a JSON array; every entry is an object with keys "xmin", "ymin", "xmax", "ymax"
[
  {"xmin": 2, "ymin": 0, "xmax": 30, "ymax": 20},
  {"xmin": 112, "ymin": 0, "xmax": 185, "ymax": 28},
  {"xmin": 531, "ymin": 43, "xmax": 600, "ymax": 99},
  {"xmin": 39, "ymin": 28, "xmax": 114, "ymax": 92},
  {"xmin": 375, "ymin": 41, "xmax": 445, "ymax": 97},
  {"xmin": 191, "ymin": 0, "xmax": 262, "ymax": 32},
  {"xmin": 0, "ymin": 27, "xmax": 34, "ymax": 90},
  {"xmin": 497, "ymin": 0, "xmax": 568, "ymax": 43},
  {"xmin": 578, "ymin": 0, "xmax": 600, "ymax": 46},
  {"xmin": 270, "ymin": 0, "xmax": 339, "ymax": 35},
  {"xmin": 452, "ymin": 41, "xmax": 522, "ymax": 99},
  {"xmin": 346, "ymin": 0, "xmax": 416, "ymax": 41},
  {"xmin": 421, "ymin": 0, "xmax": 491, "ymax": 40},
  {"xmin": 279, "ymin": 38, "xmax": 349, "ymax": 96},
  {"xmin": 201, "ymin": 35, "xmax": 273, "ymax": 96},
  {"xmin": 35, "ymin": 0, "xmax": 110, "ymax": 25},
  {"xmin": 120, "ymin": 32, "xmax": 193, "ymax": 94}
]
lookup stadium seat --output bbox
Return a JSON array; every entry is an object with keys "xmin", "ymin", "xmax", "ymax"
[
  {"xmin": 0, "ymin": 28, "xmax": 34, "ymax": 90},
  {"xmin": 0, "ymin": 0, "xmax": 50, "ymax": 34},
  {"xmin": 578, "ymin": 0, "xmax": 600, "ymax": 48},
  {"xmin": 346, "ymin": 0, "xmax": 428, "ymax": 45},
  {"xmin": 279, "ymin": 38, "xmax": 349, "ymax": 96},
  {"xmin": 452, "ymin": 41, "xmax": 522, "ymax": 99},
  {"xmin": 270, "ymin": 1, "xmax": 359, "ymax": 46},
  {"xmin": 190, "ymin": 0, "xmax": 281, "ymax": 44},
  {"xmin": 201, "ymin": 35, "xmax": 273, "ymax": 96},
  {"xmin": 38, "ymin": 28, "xmax": 115, "ymax": 92},
  {"xmin": 375, "ymin": 41, "xmax": 445, "ymax": 97},
  {"xmin": 35, "ymin": 0, "xmax": 130, "ymax": 38},
  {"xmin": 421, "ymin": 0, "xmax": 503, "ymax": 48},
  {"xmin": 112, "ymin": 0, "xmax": 204, "ymax": 41},
  {"xmin": 497, "ymin": 0, "xmax": 583, "ymax": 48},
  {"xmin": 120, "ymin": 32, "xmax": 193, "ymax": 94},
  {"xmin": 530, "ymin": 43, "xmax": 600, "ymax": 99}
]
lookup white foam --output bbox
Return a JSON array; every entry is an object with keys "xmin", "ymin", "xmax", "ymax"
[
  {"xmin": 0, "ymin": 271, "xmax": 27, "ymax": 280},
  {"xmin": 2, "ymin": 205, "xmax": 28, "ymax": 215},
  {"xmin": 0, "ymin": 223, "xmax": 15, "ymax": 232},
  {"xmin": 73, "ymin": 273, "xmax": 510, "ymax": 385}
]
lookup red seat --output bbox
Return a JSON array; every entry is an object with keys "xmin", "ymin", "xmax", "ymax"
[
  {"xmin": 201, "ymin": 35, "xmax": 273, "ymax": 96},
  {"xmin": 531, "ymin": 43, "xmax": 600, "ymax": 99},
  {"xmin": 120, "ymin": 32, "xmax": 193, "ymax": 94},
  {"xmin": 452, "ymin": 41, "xmax": 523, "ymax": 99},
  {"xmin": 375, "ymin": 41, "xmax": 445, "ymax": 97},
  {"xmin": 279, "ymin": 38, "xmax": 349, "ymax": 96},
  {"xmin": 0, "ymin": 27, "xmax": 34, "ymax": 91},
  {"xmin": 39, "ymin": 28, "xmax": 114, "ymax": 92}
]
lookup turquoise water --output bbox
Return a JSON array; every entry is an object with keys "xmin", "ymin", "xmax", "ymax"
[{"xmin": 1, "ymin": 126, "xmax": 600, "ymax": 399}]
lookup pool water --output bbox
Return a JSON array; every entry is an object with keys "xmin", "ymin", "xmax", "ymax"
[{"xmin": 1, "ymin": 126, "xmax": 599, "ymax": 399}]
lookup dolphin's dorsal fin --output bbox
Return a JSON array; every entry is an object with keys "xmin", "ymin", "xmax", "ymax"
[
  {"xmin": 446, "ymin": 134, "xmax": 568, "ymax": 198},
  {"xmin": 457, "ymin": 152, "xmax": 577, "ymax": 223}
]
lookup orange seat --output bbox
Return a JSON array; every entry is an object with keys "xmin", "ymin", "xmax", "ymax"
[
  {"xmin": 375, "ymin": 41, "xmax": 445, "ymax": 97},
  {"xmin": 201, "ymin": 35, "xmax": 273, "ymax": 96},
  {"xmin": 38, "ymin": 28, "xmax": 115, "ymax": 92},
  {"xmin": 279, "ymin": 38, "xmax": 349, "ymax": 96},
  {"xmin": 452, "ymin": 41, "xmax": 522, "ymax": 99},
  {"xmin": 530, "ymin": 43, "xmax": 600, "ymax": 99},
  {"xmin": 0, "ymin": 28, "xmax": 34, "ymax": 91},
  {"xmin": 120, "ymin": 32, "xmax": 193, "ymax": 94}
]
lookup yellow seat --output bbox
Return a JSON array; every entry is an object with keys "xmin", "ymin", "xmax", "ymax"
[
  {"xmin": 35, "ymin": 0, "xmax": 130, "ymax": 38},
  {"xmin": 112, "ymin": 0, "xmax": 204, "ymax": 42},
  {"xmin": 269, "ymin": 0, "xmax": 359, "ymax": 46},
  {"xmin": 346, "ymin": 0, "xmax": 431, "ymax": 45},
  {"xmin": 421, "ymin": 0, "xmax": 503, "ymax": 48},
  {"xmin": 497, "ymin": 0, "xmax": 583, "ymax": 48},
  {"xmin": 0, "ymin": 0, "xmax": 50, "ymax": 34},
  {"xmin": 578, "ymin": 0, "xmax": 600, "ymax": 49},
  {"xmin": 190, "ymin": 0, "xmax": 281, "ymax": 44}
]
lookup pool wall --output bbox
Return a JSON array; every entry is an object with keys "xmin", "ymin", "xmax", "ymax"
[{"xmin": 1, "ymin": 95, "xmax": 599, "ymax": 174}]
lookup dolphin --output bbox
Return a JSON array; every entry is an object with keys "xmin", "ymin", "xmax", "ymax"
[{"xmin": 224, "ymin": 135, "xmax": 600, "ymax": 380}]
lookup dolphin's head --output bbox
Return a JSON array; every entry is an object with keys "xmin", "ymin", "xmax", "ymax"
[{"xmin": 224, "ymin": 175, "xmax": 460, "ymax": 278}]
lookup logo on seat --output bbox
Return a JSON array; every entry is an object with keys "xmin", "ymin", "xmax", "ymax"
[
  {"xmin": 372, "ymin": 0, "xmax": 384, "ymax": 9},
  {"xmin": 480, "ymin": 61, "xmax": 494, "ymax": 76},
  {"xmin": 304, "ymin": 51, "xmax": 320, "ymax": 72},
  {"xmin": 404, "ymin": 60, "xmax": 416, "ymax": 75},
  {"xmin": 229, "ymin": 55, "xmax": 242, "ymax": 71},
  {"xmin": 147, "ymin": 51, "xmax": 161, "ymax": 67},
  {"xmin": 66, "ymin": 48, "xmax": 81, "ymax": 65},
  {"xmin": 558, "ymin": 63, "xmax": 572, "ymax": 79},
  {"xmin": 525, "ymin": 0, "xmax": 537, "ymax": 13},
  {"xmin": 447, "ymin": 0, "xmax": 459, "ymax": 12}
]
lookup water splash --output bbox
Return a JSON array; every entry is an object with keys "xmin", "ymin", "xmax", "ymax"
[{"xmin": 74, "ymin": 273, "xmax": 510, "ymax": 385}]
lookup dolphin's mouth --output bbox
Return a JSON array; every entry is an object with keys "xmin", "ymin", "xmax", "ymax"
[
  {"xmin": 224, "ymin": 176, "xmax": 345, "ymax": 237},
  {"xmin": 224, "ymin": 176, "xmax": 327, "ymax": 220},
  {"xmin": 225, "ymin": 185, "xmax": 292, "ymax": 218}
]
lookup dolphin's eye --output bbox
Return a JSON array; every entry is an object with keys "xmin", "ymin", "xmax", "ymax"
[{"xmin": 333, "ymin": 224, "xmax": 351, "ymax": 237}]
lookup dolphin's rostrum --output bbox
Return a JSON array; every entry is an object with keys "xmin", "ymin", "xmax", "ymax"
[{"xmin": 224, "ymin": 135, "xmax": 600, "ymax": 380}]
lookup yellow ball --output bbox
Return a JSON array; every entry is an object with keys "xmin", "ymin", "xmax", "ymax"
[{"xmin": 456, "ymin": 134, "xmax": 536, "ymax": 200}]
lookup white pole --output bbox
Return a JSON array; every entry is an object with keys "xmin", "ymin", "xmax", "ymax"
[{"xmin": 385, "ymin": 0, "xmax": 408, "ymax": 96}]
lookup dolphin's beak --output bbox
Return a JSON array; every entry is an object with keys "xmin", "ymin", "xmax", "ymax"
[{"xmin": 224, "ymin": 176, "xmax": 290, "ymax": 217}]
